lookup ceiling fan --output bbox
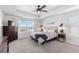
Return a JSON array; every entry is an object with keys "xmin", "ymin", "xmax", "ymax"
[{"xmin": 33, "ymin": 5, "xmax": 47, "ymax": 12}]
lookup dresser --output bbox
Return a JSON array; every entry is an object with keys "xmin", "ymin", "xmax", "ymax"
[{"xmin": 3, "ymin": 26, "xmax": 18, "ymax": 43}]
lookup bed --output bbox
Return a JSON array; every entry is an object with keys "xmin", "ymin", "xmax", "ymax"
[{"xmin": 30, "ymin": 32, "xmax": 57, "ymax": 45}]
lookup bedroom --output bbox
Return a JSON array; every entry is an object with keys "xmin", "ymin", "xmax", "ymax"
[{"xmin": 0, "ymin": 5, "xmax": 79, "ymax": 53}]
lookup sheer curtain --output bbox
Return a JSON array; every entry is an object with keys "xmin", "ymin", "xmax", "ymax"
[{"xmin": 18, "ymin": 19, "xmax": 34, "ymax": 39}]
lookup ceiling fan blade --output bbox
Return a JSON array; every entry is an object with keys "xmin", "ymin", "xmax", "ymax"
[
  {"xmin": 40, "ymin": 10, "xmax": 47, "ymax": 12},
  {"xmin": 40, "ymin": 5, "xmax": 46, "ymax": 10}
]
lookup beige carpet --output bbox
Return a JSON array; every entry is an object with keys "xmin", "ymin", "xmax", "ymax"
[
  {"xmin": 9, "ymin": 37, "xmax": 79, "ymax": 53},
  {"xmin": 0, "ymin": 40, "xmax": 7, "ymax": 53}
]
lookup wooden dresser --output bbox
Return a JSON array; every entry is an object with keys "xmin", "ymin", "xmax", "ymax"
[{"xmin": 3, "ymin": 26, "xmax": 18, "ymax": 43}]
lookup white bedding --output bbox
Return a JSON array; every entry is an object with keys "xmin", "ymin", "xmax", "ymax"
[{"xmin": 30, "ymin": 32, "xmax": 57, "ymax": 40}]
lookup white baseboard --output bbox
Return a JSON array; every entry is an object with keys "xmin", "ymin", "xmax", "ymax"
[{"xmin": 66, "ymin": 40, "xmax": 79, "ymax": 46}]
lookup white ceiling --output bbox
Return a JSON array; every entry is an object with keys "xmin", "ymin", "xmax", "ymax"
[
  {"xmin": 0, "ymin": 5, "xmax": 16, "ymax": 15},
  {"xmin": 0, "ymin": 5, "xmax": 79, "ymax": 20},
  {"xmin": 16, "ymin": 5, "xmax": 58, "ymax": 15}
]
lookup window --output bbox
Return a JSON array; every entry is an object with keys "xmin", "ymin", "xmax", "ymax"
[
  {"xmin": 20, "ymin": 20, "xmax": 34, "ymax": 32},
  {"xmin": 70, "ymin": 16, "xmax": 79, "ymax": 36}
]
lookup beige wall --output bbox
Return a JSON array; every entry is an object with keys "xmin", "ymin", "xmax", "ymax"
[{"xmin": 42, "ymin": 10, "xmax": 79, "ymax": 45}]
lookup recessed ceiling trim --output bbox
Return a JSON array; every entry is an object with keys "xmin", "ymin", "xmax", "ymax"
[
  {"xmin": 16, "ymin": 9, "xmax": 37, "ymax": 16},
  {"xmin": 40, "ymin": 6, "xmax": 79, "ymax": 19}
]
